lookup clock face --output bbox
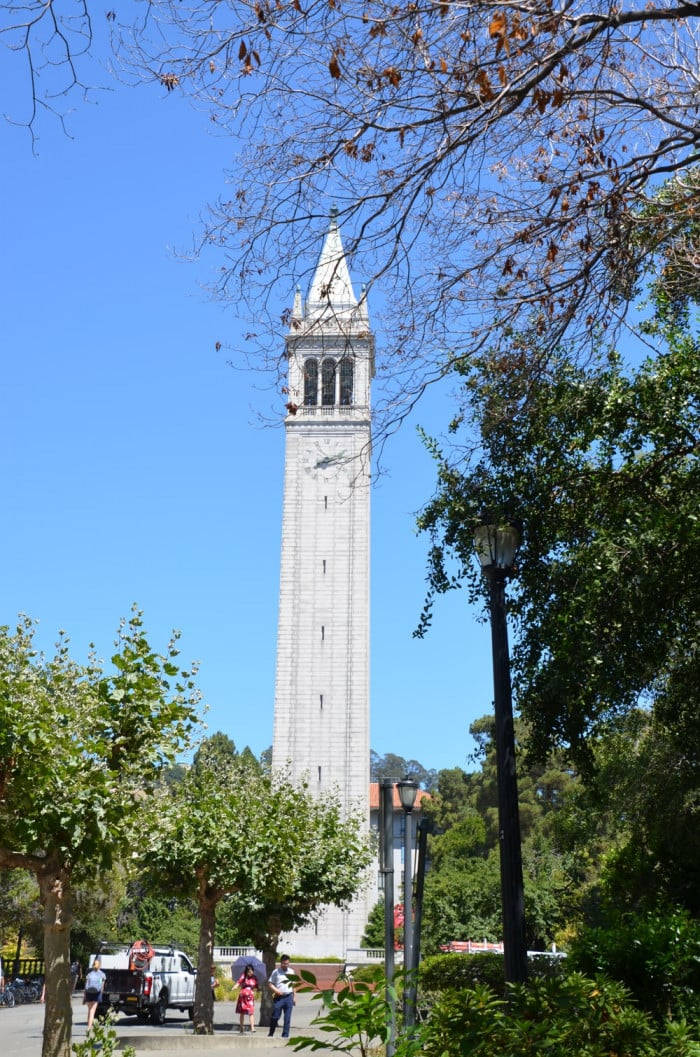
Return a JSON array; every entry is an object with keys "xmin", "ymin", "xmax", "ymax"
[{"xmin": 303, "ymin": 442, "xmax": 348, "ymax": 477}]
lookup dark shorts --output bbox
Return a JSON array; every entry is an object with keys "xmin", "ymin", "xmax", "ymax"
[{"xmin": 85, "ymin": 988, "xmax": 101, "ymax": 1003}]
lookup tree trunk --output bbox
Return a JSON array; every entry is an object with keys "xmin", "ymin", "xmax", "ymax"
[
  {"xmin": 258, "ymin": 936, "xmax": 280, "ymax": 1027},
  {"xmin": 38, "ymin": 865, "xmax": 73, "ymax": 1057},
  {"xmin": 193, "ymin": 885, "xmax": 218, "ymax": 1034}
]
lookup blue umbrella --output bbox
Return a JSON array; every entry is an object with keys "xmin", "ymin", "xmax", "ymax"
[{"xmin": 231, "ymin": 956, "xmax": 267, "ymax": 985}]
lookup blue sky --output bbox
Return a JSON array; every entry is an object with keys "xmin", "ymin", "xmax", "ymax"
[{"xmin": 0, "ymin": 37, "xmax": 497, "ymax": 775}]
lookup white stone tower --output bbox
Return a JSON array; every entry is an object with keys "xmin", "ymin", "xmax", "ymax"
[{"xmin": 272, "ymin": 211, "xmax": 373, "ymax": 957}]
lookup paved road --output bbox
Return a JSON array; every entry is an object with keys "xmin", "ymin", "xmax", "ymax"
[{"xmin": 0, "ymin": 994, "xmax": 326, "ymax": 1057}]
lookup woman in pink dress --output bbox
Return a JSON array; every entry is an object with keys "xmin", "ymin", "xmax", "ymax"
[{"xmin": 236, "ymin": 964, "xmax": 259, "ymax": 1033}]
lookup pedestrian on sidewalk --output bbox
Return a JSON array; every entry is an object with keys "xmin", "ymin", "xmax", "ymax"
[
  {"xmin": 236, "ymin": 964, "xmax": 259, "ymax": 1033},
  {"xmin": 267, "ymin": 955, "xmax": 295, "ymax": 1038},
  {"xmin": 84, "ymin": 959, "xmax": 106, "ymax": 1032}
]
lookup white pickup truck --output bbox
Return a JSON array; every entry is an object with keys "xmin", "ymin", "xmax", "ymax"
[{"xmin": 90, "ymin": 942, "xmax": 196, "ymax": 1024}]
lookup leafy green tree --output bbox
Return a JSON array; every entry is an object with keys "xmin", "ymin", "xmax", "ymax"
[
  {"xmin": 220, "ymin": 794, "xmax": 374, "ymax": 1026},
  {"xmin": 142, "ymin": 760, "xmax": 371, "ymax": 1033},
  {"xmin": 0, "ymin": 869, "xmax": 42, "ymax": 959},
  {"xmin": 569, "ymin": 906, "xmax": 700, "ymax": 1024},
  {"xmin": 361, "ymin": 899, "xmax": 385, "ymax": 949},
  {"xmin": 370, "ymin": 752, "xmax": 437, "ymax": 791},
  {"xmin": 116, "ymin": 886, "xmax": 201, "ymax": 957},
  {"xmin": 554, "ymin": 708, "xmax": 700, "ymax": 917},
  {"xmin": 420, "ymin": 719, "xmax": 584, "ymax": 953},
  {"xmin": 192, "ymin": 732, "xmax": 239, "ymax": 777},
  {"xmin": 418, "ymin": 310, "xmax": 699, "ymax": 767},
  {"xmin": 0, "ymin": 612, "xmax": 199, "ymax": 1057}
]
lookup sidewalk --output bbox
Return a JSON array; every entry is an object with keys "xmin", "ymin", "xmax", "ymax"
[
  {"xmin": 115, "ymin": 993, "xmax": 326, "ymax": 1056},
  {"xmin": 0, "ymin": 992, "xmax": 330, "ymax": 1057}
]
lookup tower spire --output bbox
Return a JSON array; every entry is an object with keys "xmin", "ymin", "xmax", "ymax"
[{"xmin": 306, "ymin": 209, "xmax": 358, "ymax": 319}]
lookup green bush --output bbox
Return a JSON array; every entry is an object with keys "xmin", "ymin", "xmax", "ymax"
[
  {"xmin": 351, "ymin": 964, "xmax": 385, "ymax": 985},
  {"xmin": 418, "ymin": 951, "xmax": 565, "ymax": 998},
  {"xmin": 414, "ymin": 973, "xmax": 700, "ymax": 1057},
  {"xmin": 419, "ymin": 953, "xmax": 507, "ymax": 996},
  {"xmin": 72, "ymin": 1012, "xmax": 136, "ymax": 1057},
  {"xmin": 568, "ymin": 906, "xmax": 700, "ymax": 1023},
  {"xmin": 214, "ymin": 966, "xmax": 239, "ymax": 1002},
  {"xmin": 290, "ymin": 955, "xmax": 344, "ymax": 963}
]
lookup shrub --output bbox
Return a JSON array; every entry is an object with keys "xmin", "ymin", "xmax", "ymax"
[
  {"xmin": 414, "ymin": 973, "xmax": 700, "ymax": 1057},
  {"xmin": 351, "ymin": 964, "xmax": 385, "ymax": 985},
  {"xmin": 568, "ymin": 906, "xmax": 700, "ymax": 1023},
  {"xmin": 72, "ymin": 1012, "xmax": 136, "ymax": 1057},
  {"xmin": 418, "ymin": 951, "xmax": 565, "ymax": 998}
]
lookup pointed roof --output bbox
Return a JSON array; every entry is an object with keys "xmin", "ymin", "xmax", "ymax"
[{"xmin": 306, "ymin": 208, "xmax": 358, "ymax": 319}]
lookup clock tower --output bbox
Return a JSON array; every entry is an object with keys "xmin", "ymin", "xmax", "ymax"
[{"xmin": 272, "ymin": 211, "xmax": 373, "ymax": 956}]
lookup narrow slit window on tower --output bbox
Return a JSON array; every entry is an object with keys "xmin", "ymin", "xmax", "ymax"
[
  {"xmin": 318, "ymin": 766, "xmax": 322, "ymax": 782},
  {"xmin": 324, "ymin": 495, "xmax": 328, "ymax": 509},
  {"xmin": 321, "ymin": 358, "xmax": 336, "ymax": 405},
  {"xmin": 339, "ymin": 357, "xmax": 354, "ymax": 405},
  {"xmin": 303, "ymin": 358, "xmax": 318, "ymax": 406},
  {"xmin": 323, "ymin": 559, "xmax": 326, "ymax": 574},
  {"xmin": 321, "ymin": 625, "xmax": 325, "ymax": 641},
  {"xmin": 320, "ymin": 694, "xmax": 324, "ymax": 710}
]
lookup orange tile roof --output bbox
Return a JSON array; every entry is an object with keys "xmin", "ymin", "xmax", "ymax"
[{"xmin": 369, "ymin": 782, "xmax": 431, "ymax": 810}]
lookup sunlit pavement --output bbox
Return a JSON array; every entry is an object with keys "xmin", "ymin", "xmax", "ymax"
[{"xmin": 0, "ymin": 993, "xmax": 327, "ymax": 1056}]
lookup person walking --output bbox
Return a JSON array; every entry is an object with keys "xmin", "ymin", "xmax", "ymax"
[
  {"xmin": 235, "ymin": 964, "xmax": 259, "ymax": 1033},
  {"xmin": 267, "ymin": 955, "xmax": 295, "ymax": 1038},
  {"xmin": 84, "ymin": 958, "xmax": 106, "ymax": 1031}
]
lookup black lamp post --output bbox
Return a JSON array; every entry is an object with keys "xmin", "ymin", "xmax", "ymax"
[
  {"xmin": 380, "ymin": 778, "xmax": 396, "ymax": 1057},
  {"xmin": 474, "ymin": 519, "xmax": 528, "ymax": 984},
  {"xmin": 396, "ymin": 776, "xmax": 419, "ymax": 1028}
]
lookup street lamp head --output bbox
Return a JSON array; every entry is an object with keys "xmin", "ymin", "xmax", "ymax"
[
  {"xmin": 474, "ymin": 520, "xmax": 521, "ymax": 574},
  {"xmin": 396, "ymin": 776, "xmax": 420, "ymax": 813}
]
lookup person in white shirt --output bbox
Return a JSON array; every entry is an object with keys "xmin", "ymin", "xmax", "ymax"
[{"xmin": 267, "ymin": 955, "xmax": 295, "ymax": 1038}]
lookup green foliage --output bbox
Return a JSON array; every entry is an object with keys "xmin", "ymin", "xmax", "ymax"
[
  {"xmin": 0, "ymin": 610, "xmax": 200, "ymax": 877},
  {"xmin": 420, "ymin": 953, "xmax": 507, "ymax": 996},
  {"xmin": 291, "ymin": 968, "xmax": 698, "ymax": 1057},
  {"xmin": 419, "ymin": 952, "xmax": 566, "ymax": 1000},
  {"xmin": 417, "ymin": 318, "xmax": 699, "ymax": 768},
  {"xmin": 370, "ymin": 751, "xmax": 437, "ymax": 791},
  {"xmin": 215, "ymin": 893, "xmax": 255, "ymax": 947},
  {"xmin": 117, "ymin": 889, "xmax": 200, "ymax": 957},
  {"xmin": 422, "ymin": 855, "xmax": 502, "ymax": 953},
  {"xmin": 141, "ymin": 755, "xmax": 371, "ymax": 1032},
  {"xmin": 291, "ymin": 970, "xmax": 395, "ymax": 1057},
  {"xmin": 415, "ymin": 973, "xmax": 694, "ymax": 1057},
  {"xmin": 351, "ymin": 964, "xmax": 385, "ymax": 985},
  {"xmin": 421, "ymin": 723, "xmax": 581, "ymax": 954},
  {"xmin": 361, "ymin": 899, "xmax": 385, "ymax": 949},
  {"xmin": 71, "ymin": 1011, "xmax": 135, "ymax": 1057},
  {"xmin": 569, "ymin": 906, "xmax": 700, "ymax": 1024},
  {"xmin": 553, "ymin": 708, "xmax": 699, "ymax": 917}
]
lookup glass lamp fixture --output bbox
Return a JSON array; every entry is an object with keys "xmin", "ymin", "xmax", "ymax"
[
  {"xmin": 396, "ymin": 777, "xmax": 419, "ymax": 813},
  {"xmin": 473, "ymin": 522, "xmax": 520, "ymax": 572}
]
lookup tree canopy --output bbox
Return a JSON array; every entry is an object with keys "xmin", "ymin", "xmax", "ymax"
[
  {"xmin": 110, "ymin": 0, "xmax": 698, "ymax": 434},
  {"xmin": 142, "ymin": 753, "xmax": 372, "ymax": 1030},
  {"xmin": 0, "ymin": 611, "xmax": 200, "ymax": 1057},
  {"xmin": 417, "ymin": 281, "xmax": 699, "ymax": 762},
  {"xmin": 370, "ymin": 751, "xmax": 437, "ymax": 791}
]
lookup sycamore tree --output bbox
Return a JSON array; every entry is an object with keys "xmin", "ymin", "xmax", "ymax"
[
  {"xmin": 108, "ymin": 1, "xmax": 699, "ymax": 435},
  {"xmin": 0, "ymin": 612, "xmax": 200, "ymax": 1057},
  {"xmin": 142, "ymin": 759, "xmax": 372, "ymax": 1033}
]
